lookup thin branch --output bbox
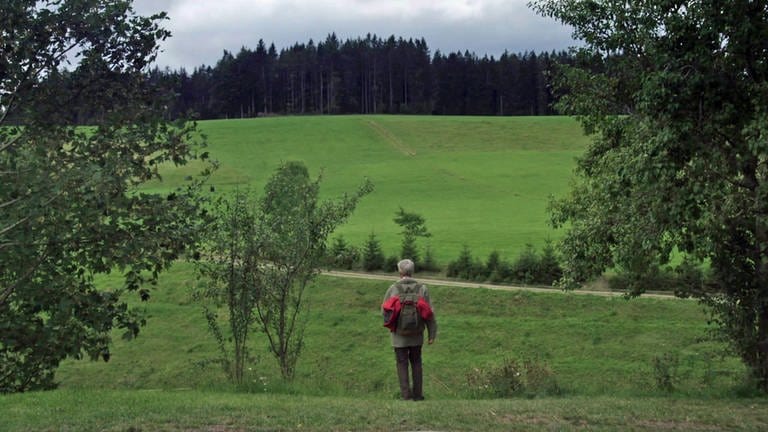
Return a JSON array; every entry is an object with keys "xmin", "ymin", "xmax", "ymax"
[
  {"xmin": 0, "ymin": 197, "xmax": 20, "ymax": 209},
  {"xmin": 0, "ymin": 189, "xmax": 64, "ymax": 239},
  {"xmin": 0, "ymin": 215, "xmax": 30, "ymax": 238},
  {"xmin": 0, "ymin": 134, "xmax": 22, "ymax": 153},
  {"xmin": 0, "ymin": 251, "xmax": 48, "ymax": 307},
  {"xmin": 1, "ymin": 34, "xmax": 88, "ymax": 128}
]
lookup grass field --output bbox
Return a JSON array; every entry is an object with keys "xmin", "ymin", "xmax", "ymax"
[
  {"xmin": 2, "ymin": 262, "xmax": 765, "ymax": 430},
  {"xmin": 48, "ymin": 263, "xmax": 747, "ymax": 398},
  {"xmin": 147, "ymin": 115, "xmax": 589, "ymax": 263},
  {"xmin": 5, "ymin": 116, "xmax": 767, "ymax": 431},
  {"xmin": 4, "ymin": 390, "xmax": 768, "ymax": 431}
]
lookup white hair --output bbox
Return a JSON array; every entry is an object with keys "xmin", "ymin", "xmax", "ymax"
[{"xmin": 397, "ymin": 259, "xmax": 415, "ymax": 276}]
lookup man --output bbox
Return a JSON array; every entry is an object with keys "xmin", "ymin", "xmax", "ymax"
[{"xmin": 382, "ymin": 259, "xmax": 438, "ymax": 401}]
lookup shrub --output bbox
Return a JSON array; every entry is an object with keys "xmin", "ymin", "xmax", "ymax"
[
  {"xmin": 608, "ymin": 260, "xmax": 707, "ymax": 295},
  {"xmin": 653, "ymin": 352, "xmax": 681, "ymax": 393},
  {"xmin": 673, "ymin": 258, "xmax": 706, "ymax": 298},
  {"xmin": 447, "ymin": 245, "xmax": 485, "ymax": 280},
  {"xmin": 446, "ymin": 245, "xmax": 472, "ymax": 278},
  {"xmin": 511, "ymin": 244, "xmax": 540, "ymax": 285},
  {"xmin": 384, "ymin": 255, "xmax": 399, "ymax": 273},
  {"xmin": 485, "ymin": 250, "xmax": 502, "ymax": 278},
  {"xmin": 327, "ymin": 236, "xmax": 359, "ymax": 269},
  {"xmin": 489, "ymin": 260, "xmax": 513, "ymax": 284},
  {"xmin": 400, "ymin": 234, "xmax": 420, "ymax": 266},
  {"xmin": 466, "ymin": 357, "xmax": 561, "ymax": 398},
  {"xmin": 361, "ymin": 232, "xmax": 385, "ymax": 271},
  {"xmin": 536, "ymin": 240, "xmax": 563, "ymax": 285},
  {"xmin": 421, "ymin": 244, "xmax": 441, "ymax": 273}
]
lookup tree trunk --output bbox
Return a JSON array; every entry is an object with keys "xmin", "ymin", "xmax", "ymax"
[
  {"xmin": 403, "ymin": 65, "xmax": 408, "ymax": 108},
  {"xmin": 319, "ymin": 71, "xmax": 324, "ymax": 114},
  {"xmin": 758, "ymin": 306, "xmax": 768, "ymax": 391}
]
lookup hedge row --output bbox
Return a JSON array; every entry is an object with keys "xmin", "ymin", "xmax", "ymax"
[{"xmin": 324, "ymin": 235, "xmax": 563, "ymax": 286}]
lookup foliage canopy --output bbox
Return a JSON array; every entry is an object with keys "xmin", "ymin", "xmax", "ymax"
[
  {"xmin": 0, "ymin": 0, "xmax": 210, "ymax": 392},
  {"xmin": 531, "ymin": 0, "xmax": 768, "ymax": 390},
  {"xmin": 197, "ymin": 162, "xmax": 372, "ymax": 381}
]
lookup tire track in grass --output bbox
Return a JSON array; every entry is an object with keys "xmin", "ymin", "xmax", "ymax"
[{"xmin": 365, "ymin": 119, "xmax": 417, "ymax": 156}]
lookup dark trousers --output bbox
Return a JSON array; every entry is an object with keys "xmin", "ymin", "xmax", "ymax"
[{"xmin": 394, "ymin": 345, "xmax": 423, "ymax": 400}]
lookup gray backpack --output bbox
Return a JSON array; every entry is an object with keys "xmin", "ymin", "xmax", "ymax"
[{"xmin": 396, "ymin": 283, "xmax": 424, "ymax": 336}]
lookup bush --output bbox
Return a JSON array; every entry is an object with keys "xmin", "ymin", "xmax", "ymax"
[
  {"xmin": 608, "ymin": 260, "xmax": 707, "ymax": 295},
  {"xmin": 673, "ymin": 258, "xmax": 706, "ymax": 298},
  {"xmin": 446, "ymin": 245, "xmax": 472, "ymax": 278},
  {"xmin": 361, "ymin": 232, "xmax": 385, "ymax": 271},
  {"xmin": 446, "ymin": 245, "xmax": 485, "ymax": 280},
  {"xmin": 384, "ymin": 256, "xmax": 399, "ymax": 273},
  {"xmin": 466, "ymin": 357, "xmax": 561, "ymax": 398},
  {"xmin": 444, "ymin": 242, "xmax": 564, "ymax": 285},
  {"xmin": 489, "ymin": 260, "xmax": 513, "ymax": 284},
  {"xmin": 400, "ymin": 234, "xmax": 420, "ymax": 266},
  {"xmin": 485, "ymin": 251, "xmax": 502, "ymax": 278},
  {"xmin": 511, "ymin": 244, "xmax": 539, "ymax": 285},
  {"xmin": 421, "ymin": 244, "xmax": 441, "ymax": 272},
  {"xmin": 537, "ymin": 240, "xmax": 563, "ymax": 285},
  {"xmin": 327, "ymin": 236, "xmax": 359, "ymax": 270},
  {"xmin": 652, "ymin": 352, "xmax": 681, "ymax": 393}
]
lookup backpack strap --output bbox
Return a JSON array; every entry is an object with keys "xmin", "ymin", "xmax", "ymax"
[{"xmin": 395, "ymin": 281, "xmax": 422, "ymax": 295}]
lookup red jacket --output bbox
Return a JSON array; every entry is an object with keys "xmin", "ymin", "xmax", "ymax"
[{"xmin": 382, "ymin": 296, "xmax": 434, "ymax": 332}]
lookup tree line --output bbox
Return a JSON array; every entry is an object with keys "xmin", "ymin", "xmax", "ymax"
[{"xmin": 148, "ymin": 34, "xmax": 573, "ymax": 120}]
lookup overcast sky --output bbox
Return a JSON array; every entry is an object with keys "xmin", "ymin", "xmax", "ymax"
[{"xmin": 132, "ymin": 0, "xmax": 577, "ymax": 71}]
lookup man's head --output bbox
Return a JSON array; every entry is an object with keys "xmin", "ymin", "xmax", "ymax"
[{"xmin": 397, "ymin": 259, "xmax": 415, "ymax": 277}]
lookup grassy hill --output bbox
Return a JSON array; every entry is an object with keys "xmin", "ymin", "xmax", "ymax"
[
  {"xmin": 3, "ymin": 263, "xmax": 765, "ymax": 430},
  {"xmin": 49, "ymin": 263, "xmax": 746, "ymax": 398},
  {"xmin": 6, "ymin": 116, "xmax": 766, "ymax": 431},
  {"xmin": 147, "ymin": 115, "xmax": 589, "ymax": 263}
]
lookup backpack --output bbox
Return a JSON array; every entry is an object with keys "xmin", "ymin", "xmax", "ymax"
[{"xmin": 396, "ymin": 283, "xmax": 425, "ymax": 336}]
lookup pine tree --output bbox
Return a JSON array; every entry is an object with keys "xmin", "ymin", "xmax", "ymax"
[{"xmin": 362, "ymin": 232, "xmax": 386, "ymax": 271}]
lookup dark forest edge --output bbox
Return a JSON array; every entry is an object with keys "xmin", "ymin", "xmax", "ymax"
[
  {"xmin": 152, "ymin": 34, "xmax": 571, "ymax": 119},
  {"xmin": 8, "ymin": 33, "xmax": 575, "ymax": 124}
]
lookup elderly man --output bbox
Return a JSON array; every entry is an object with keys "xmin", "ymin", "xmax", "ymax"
[{"xmin": 382, "ymin": 259, "xmax": 438, "ymax": 401}]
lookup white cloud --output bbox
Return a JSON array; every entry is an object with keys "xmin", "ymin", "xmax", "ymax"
[{"xmin": 131, "ymin": 0, "xmax": 575, "ymax": 70}]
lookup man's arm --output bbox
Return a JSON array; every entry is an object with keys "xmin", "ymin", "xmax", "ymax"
[
  {"xmin": 382, "ymin": 284, "xmax": 396, "ymax": 313},
  {"xmin": 422, "ymin": 286, "xmax": 437, "ymax": 344}
]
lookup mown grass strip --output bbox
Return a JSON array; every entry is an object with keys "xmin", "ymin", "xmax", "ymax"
[{"xmin": 2, "ymin": 389, "xmax": 767, "ymax": 431}]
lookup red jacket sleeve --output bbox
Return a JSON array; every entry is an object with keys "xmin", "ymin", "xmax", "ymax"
[
  {"xmin": 416, "ymin": 297, "xmax": 434, "ymax": 321},
  {"xmin": 382, "ymin": 296, "xmax": 401, "ymax": 332}
]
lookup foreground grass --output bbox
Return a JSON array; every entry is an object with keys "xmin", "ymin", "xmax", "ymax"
[
  {"xmin": 146, "ymin": 115, "xmax": 589, "ymax": 262},
  {"xmin": 3, "ymin": 389, "xmax": 768, "ymax": 431},
  {"xmin": 4, "ymin": 263, "xmax": 760, "ymax": 430}
]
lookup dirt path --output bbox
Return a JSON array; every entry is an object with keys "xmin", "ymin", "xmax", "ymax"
[{"xmin": 322, "ymin": 270, "xmax": 681, "ymax": 300}]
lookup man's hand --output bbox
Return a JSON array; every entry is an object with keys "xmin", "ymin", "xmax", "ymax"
[{"xmin": 428, "ymin": 338, "xmax": 435, "ymax": 345}]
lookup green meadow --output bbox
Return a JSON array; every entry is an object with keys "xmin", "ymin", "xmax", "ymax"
[
  {"xmin": 6, "ymin": 116, "xmax": 767, "ymax": 431},
  {"xmin": 149, "ymin": 115, "xmax": 589, "ymax": 263},
  {"xmin": 3, "ymin": 262, "xmax": 767, "ymax": 431},
  {"xmin": 50, "ymin": 263, "xmax": 745, "ymax": 399}
]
